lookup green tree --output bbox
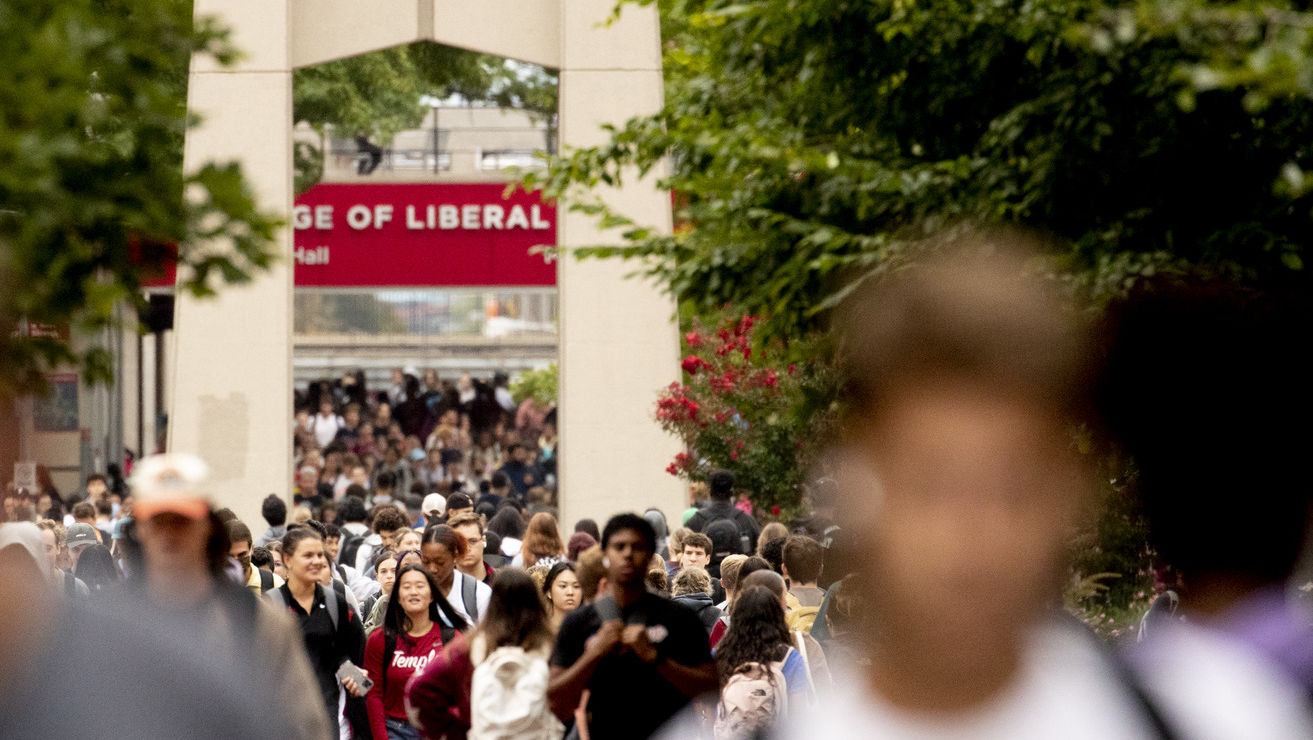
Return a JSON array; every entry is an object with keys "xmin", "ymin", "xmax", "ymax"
[
  {"xmin": 293, "ymin": 45, "xmax": 559, "ymax": 191},
  {"xmin": 0, "ymin": 0, "xmax": 280, "ymax": 400},
  {"xmin": 527, "ymin": 0, "xmax": 1313, "ymax": 341}
]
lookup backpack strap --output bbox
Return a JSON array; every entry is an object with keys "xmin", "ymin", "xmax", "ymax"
[
  {"xmin": 461, "ymin": 572, "xmax": 479, "ymax": 621},
  {"xmin": 267, "ymin": 584, "xmax": 289, "ymax": 609},
  {"xmin": 793, "ymin": 631, "xmax": 817, "ymax": 705},
  {"xmin": 324, "ymin": 582, "xmax": 341, "ymax": 632},
  {"xmin": 337, "ymin": 563, "xmax": 349, "ymax": 584},
  {"xmin": 258, "ymin": 568, "xmax": 274, "ymax": 593}
]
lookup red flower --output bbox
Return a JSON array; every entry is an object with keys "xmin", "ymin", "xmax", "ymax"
[
  {"xmin": 681, "ymin": 355, "xmax": 709, "ymax": 375},
  {"xmin": 787, "ymin": 363, "xmax": 796, "ymax": 376},
  {"xmin": 730, "ymin": 451, "xmax": 739, "ymax": 460},
  {"xmin": 666, "ymin": 462, "xmax": 679, "ymax": 475},
  {"xmin": 771, "ymin": 505, "xmax": 780, "ymax": 517},
  {"xmin": 685, "ymin": 331, "xmax": 702, "ymax": 348}
]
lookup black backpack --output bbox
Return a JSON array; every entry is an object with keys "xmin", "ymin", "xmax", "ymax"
[
  {"xmin": 338, "ymin": 530, "xmax": 365, "ymax": 568},
  {"xmin": 257, "ymin": 568, "xmax": 275, "ymax": 594}
]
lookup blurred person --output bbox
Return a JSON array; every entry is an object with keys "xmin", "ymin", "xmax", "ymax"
[
  {"xmin": 782, "ymin": 535, "xmax": 825, "ymax": 633},
  {"xmin": 65, "ymin": 521, "xmax": 101, "ymax": 566},
  {"xmin": 1099, "ymin": 275, "xmax": 1313, "ymax": 732},
  {"xmin": 496, "ymin": 443, "xmax": 543, "ymax": 498},
  {"xmin": 126, "ymin": 454, "xmax": 331, "ymax": 739},
  {"xmin": 671, "ymin": 566, "xmax": 722, "ymax": 635},
  {"xmin": 421, "ymin": 524, "xmax": 492, "ymax": 624},
  {"xmin": 666, "ymin": 527, "xmax": 692, "ymax": 577},
  {"xmin": 226, "ymin": 519, "xmax": 282, "ymax": 595},
  {"xmin": 448, "ymin": 511, "xmax": 496, "ymax": 585},
  {"xmin": 365, "ymin": 564, "xmax": 467, "ymax": 739},
  {"xmin": 337, "ymin": 493, "xmax": 370, "ymax": 567},
  {"xmin": 251, "ymin": 545, "xmax": 275, "ymax": 572},
  {"xmin": 710, "ymin": 554, "xmax": 749, "ymax": 647},
  {"xmin": 517, "ymin": 511, "xmax": 565, "ymax": 568},
  {"xmin": 567, "ymin": 530, "xmax": 597, "ymax": 562},
  {"xmin": 575, "ymin": 544, "xmax": 608, "ymax": 605},
  {"xmin": 574, "ymin": 518, "xmax": 601, "ymax": 543},
  {"xmin": 34, "ymin": 519, "xmax": 89, "ymax": 598},
  {"xmin": 70, "ymin": 502, "xmax": 106, "ymax": 545},
  {"xmin": 73, "ymin": 544, "xmax": 120, "ymax": 595},
  {"xmin": 421, "ymin": 491, "xmax": 446, "ymax": 526},
  {"xmin": 446, "ymin": 491, "xmax": 475, "ymax": 521},
  {"xmin": 268, "ymin": 526, "xmax": 367, "ymax": 738},
  {"xmin": 704, "ymin": 519, "xmax": 741, "ymax": 579},
  {"xmin": 323, "ymin": 522, "xmax": 380, "ymax": 601},
  {"xmin": 312, "ymin": 397, "xmax": 344, "ymax": 449},
  {"xmin": 267, "ymin": 540, "xmax": 288, "ymax": 581},
  {"xmin": 685, "ymin": 469, "xmax": 760, "ymax": 554},
  {"xmin": 775, "ymin": 237, "xmax": 1194, "ymax": 738},
  {"xmin": 791, "ymin": 477, "xmax": 849, "ymax": 589},
  {"xmin": 548, "ymin": 513, "xmax": 717, "ymax": 737},
  {"xmin": 0, "ymin": 523, "xmax": 314, "ymax": 739},
  {"xmin": 487, "ymin": 505, "xmax": 525, "ymax": 559},
  {"xmin": 357, "ymin": 504, "xmax": 410, "ymax": 573},
  {"xmin": 407, "ymin": 568, "xmax": 559, "ymax": 739},
  {"xmin": 756, "ymin": 522, "xmax": 788, "ymax": 558},
  {"xmin": 544, "ymin": 561, "xmax": 582, "ymax": 632}
]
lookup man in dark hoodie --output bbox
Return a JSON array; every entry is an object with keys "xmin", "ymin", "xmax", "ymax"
[
  {"xmin": 684, "ymin": 469, "xmax": 760, "ymax": 554},
  {"xmin": 671, "ymin": 566, "xmax": 722, "ymax": 635}
]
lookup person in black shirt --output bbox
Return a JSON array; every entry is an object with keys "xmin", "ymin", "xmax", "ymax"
[
  {"xmin": 549, "ymin": 513, "xmax": 717, "ymax": 738},
  {"xmin": 271, "ymin": 527, "xmax": 367, "ymax": 735},
  {"xmin": 684, "ymin": 469, "xmax": 761, "ymax": 554}
]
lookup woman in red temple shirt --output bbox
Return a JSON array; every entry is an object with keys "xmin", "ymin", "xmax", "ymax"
[{"xmin": 365, "ymin": 563, "xmax": 469, "ymax": 739}]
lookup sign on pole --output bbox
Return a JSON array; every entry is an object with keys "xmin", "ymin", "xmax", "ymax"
[{"xmin": 14, "ymin": 461, "xmax": 37, "ymax": 492}]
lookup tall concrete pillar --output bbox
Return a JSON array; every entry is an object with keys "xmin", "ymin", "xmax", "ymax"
[
  {"xmin": 171, "ymin": 2, "xmax": 294, "ymax": 530},
  {"xmin": 556, "ymin": 1, "xmax": 685, "ymax": 529}
]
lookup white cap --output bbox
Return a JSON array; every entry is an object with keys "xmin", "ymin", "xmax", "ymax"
[{"xmin": 129, "ymin": 453, "xmax": 210, "ymax": 520}]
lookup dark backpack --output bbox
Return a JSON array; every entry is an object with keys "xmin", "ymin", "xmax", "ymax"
[
  {"xmin": 338, "ymin": 530, "xmax": 365, "ymax": 568},
  {"xmin": 257, "ymin": 568, "xmax": 274, "ymax": 594}
]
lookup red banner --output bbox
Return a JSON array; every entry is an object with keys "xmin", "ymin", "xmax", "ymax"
[
  {"xmin": 144, "ymin": 183, "xmax": 557, "ymax": 288},
  {"xmin": 293, "ymin": 183, "xmax": 556, "ymax": 287}
]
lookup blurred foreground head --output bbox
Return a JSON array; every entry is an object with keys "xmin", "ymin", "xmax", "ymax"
[
  {"xmin": 837, "ymin": 230, "xmax": 1092, "ymax": 709},
  {"xmin": 1098, "ymin": 276, "xmax": 1313, "ymax": 607}
]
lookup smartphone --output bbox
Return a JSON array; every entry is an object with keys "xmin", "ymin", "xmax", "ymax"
[{"xmin": 336, "ymin": 661, "xmax": 374, "ymax": 693}]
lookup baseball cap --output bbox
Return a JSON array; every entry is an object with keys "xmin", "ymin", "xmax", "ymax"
[
  {"xmin": 422, "ymin": 493, "xmax": 446, "ymax": 517},
  {"xmin": 129, "ymin": 453, "xmax": 210, "ymax": 520},
  {"xmin": 66, "ymin": 523, "xmax": 99, "ymax": 550}
]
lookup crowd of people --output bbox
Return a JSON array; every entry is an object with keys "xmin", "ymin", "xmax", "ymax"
[
  {"xmin": 292, "ymin": 368, "xmax": 557, "ymax": 524},
  {"xmin": 3, "ymin": 235, "xmax": 1313, "ymax": 739}
]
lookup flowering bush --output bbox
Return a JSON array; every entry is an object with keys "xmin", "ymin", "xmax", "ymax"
[{"xmin": 657, "ymin": 314, "xmax": 841, "ymax": 519}]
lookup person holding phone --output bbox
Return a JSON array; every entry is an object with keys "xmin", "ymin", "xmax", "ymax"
[
  {"xmin": 365, "ymin": 564, "xmax": 469, "ymax": 740},
  {"xmin": 270, "ymin": 527, "xmax": 367, "ymax": 739}
]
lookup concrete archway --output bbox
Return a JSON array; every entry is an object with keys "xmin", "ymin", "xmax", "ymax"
[{"xmin": 171, "ymin": 0, "xmax": 682, "ymax": 531}]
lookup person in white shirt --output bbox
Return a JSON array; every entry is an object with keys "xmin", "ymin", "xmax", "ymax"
[
  {"xmin": 311, "ymin": 398, "xmax": 343, "ymax": 449},
  {"xmin": 762, "ymin": 241, "xmax": 1264, "ymax": 739}
]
